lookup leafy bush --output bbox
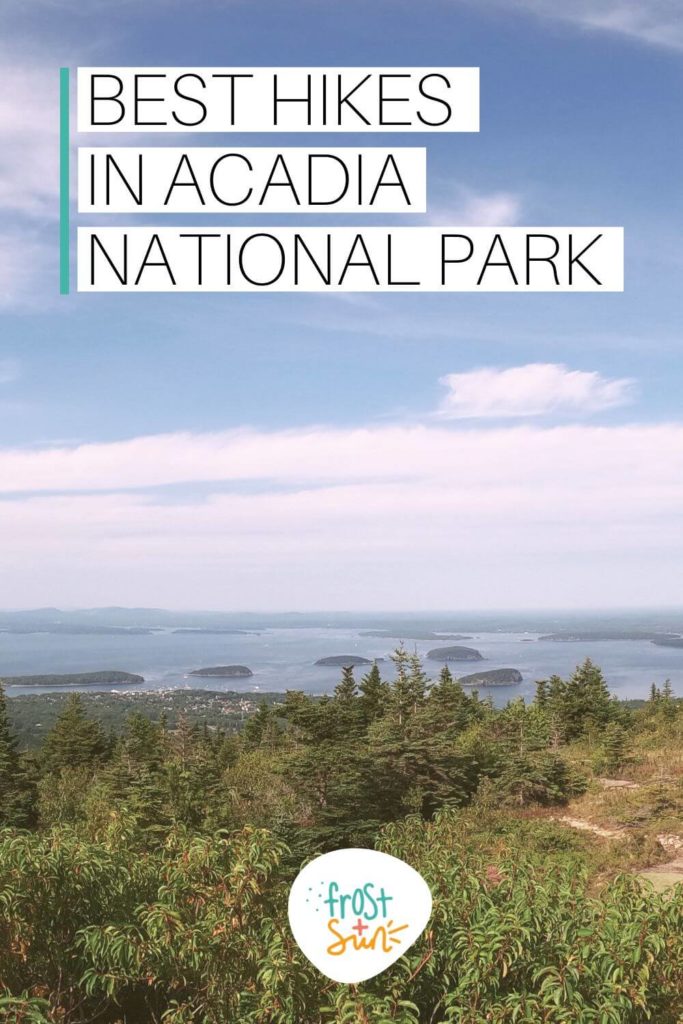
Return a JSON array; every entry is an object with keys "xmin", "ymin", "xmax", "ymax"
[{"xmin": 0, "ymin": 813, "xmax": 681, "ymax": 1023}]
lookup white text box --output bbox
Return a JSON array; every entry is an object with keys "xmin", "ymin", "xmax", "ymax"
[
  {"xmin": 78, "ymin": 226, "xmax": 624, "ymax": 292},
  {"xmin": 78, "ymin": 147, "xmax": 426, "ymax": 213},
  {"xmin": 77, "ymin": 67, "xmax": 479, "ymax": 133}
]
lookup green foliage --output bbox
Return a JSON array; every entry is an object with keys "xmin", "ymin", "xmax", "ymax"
[
  {"xmin": 0, "ymin": 814, "xmax": 681, "ymax": 1022},
  {"xmin": 41, "ymin": 694, "xmax": 108, "ymax": 773},
  {"xmin": 593, "ymin": 721, "xmax": 631, "ymax": 775},
  {"xmin": 0, "ymin": 684, "xmax": 34, "ymax": 828},
  {"xmin": 0, "ymin": 656, "xmax": 681, "ymax": 1020}
]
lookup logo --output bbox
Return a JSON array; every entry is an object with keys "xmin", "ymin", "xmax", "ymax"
[{"xmin": 288, "ymin": 848, "xmax": 432, "ymax": 983}]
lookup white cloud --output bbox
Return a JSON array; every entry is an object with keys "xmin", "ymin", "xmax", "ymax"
[
  {"xmin": 0, "ymin": 55, "xmax": 59, "ymax": 219},
  {"xmin": 0, "ymin": 230, "xmax": 55, "ymax": 310},
  {"xmin": 0, "ymin": 419, "xmax": 681, "ymax": 608},
  {"xmin": 492, "ymin": 0, "xmax": 683, "ymax": 52},
  {"xmin": 436, "ymin": 363, "xmax": 636, "ymax": 419},
  {"xmin": 428, "ymin": 187, "xmax": 521, "ymax": 227},
  {"xmin": 0, "ymin": 48, "xmax": 62, "ymax": 307}
]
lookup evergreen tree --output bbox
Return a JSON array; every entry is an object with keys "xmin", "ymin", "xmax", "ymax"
[
  {"xmin": 334, "ymin": 666, "xmax": 358, "ymax": 703},
  {"xmin": 0, "ymin": 683, "xmax": 33, "ymax": 826},
  {"xmin": 534, "ymin": 679, "xmax": 548, "ymax": 708},
  {"xmin": 103, "ymin": 712, "xmax": 167, "ymax": 831},
  {"xmin": 495, "ymin": 697, "xmax": 585, "ymax": 806},
  {"xmin": 358, "ymin": 663, "xmax": 389, "ymax": 724},
  {"xmin": 543, "ymin": 675, "xmax": 568, "ymax": 749},
  {"xmin": 387, "ymin": 646, "xmax": 415, "ymax": 729},
  {"xmin": 595, "ymin": 721, "xmax": 629, "ymax": 775},
  {"xmin": 406, "ymin": 652, "xmax": 429, "ymax": 713},
  {"xmin": 423, "ymin": 666, "xmax": 473, "ymax": 734},
  {"xmin": 563, "ymin": 659, "xmax": 615, "ymax": 741},
  {"xmin": 242, "ymin": 701, "xmax": 274, "ymax": 748},
  {"xmin": 331, "ymin": 666, "xmax": 364, "ymax": 739},
  {"xmin": 42, "ymin": 694, "xmax": 108, "ymax": 773}
]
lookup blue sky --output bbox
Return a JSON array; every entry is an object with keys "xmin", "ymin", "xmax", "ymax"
[{"xmin": 0, "ymin": 0, "xmax": 682, "ymax": 610}]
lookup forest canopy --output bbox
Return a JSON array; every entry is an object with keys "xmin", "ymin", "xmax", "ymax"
[{"xmin": 0, "ymin": 651, "xmax": 681, "ymax": 1023}]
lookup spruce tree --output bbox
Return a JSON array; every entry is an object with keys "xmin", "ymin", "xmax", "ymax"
[
  {"xmin": 596, "ymin": 721, "xmax": 628, "ymax": 775},
  {"xmin": 534, "ymin": 679, "xmax": 548, "ymax": 708},
  {"xmin": 331, "ymin": 667, "xmax": 365, "ymax": 738},
  {"xmin": 103, "ymin": 712, "xmax": 167, "ymax": 831},
  {"xmin": 0, "ymin": 683, "xmax": 33, "ymax": 826},
  {"xmin": 563, "ymin": 659, "xmax": 614, "ymax": 740},
  {"xmin": 243, "ymin": 701, "xmax": 272, "ymax": 747},
  {"xmin": 545, "ymin": 675, "xmax": 568, "ymax": 748},
  {"xmin": 660, "ymin": 679, "xmax": 677, "ymax": 721},
  {"xmin": 42, "ymin": 694, "xmax": 108, "ymax": 772},
  {"xmin": 425, "ymin": 666, "xmax": 473, "ymax": 733},
  {"xmin": 333, "ymin": 666, "xmax": 358, "ymax": 702},
  {"xmin": 359, "ymin": 663, "xmax": 389, "ymax": 724},
  {"xmin": 406, "ymin": 653, "xmax": 429, "ymax": 714},
  {"xmin": 388, "ymin": 646, "xmax": 415, "ymax": 729}
]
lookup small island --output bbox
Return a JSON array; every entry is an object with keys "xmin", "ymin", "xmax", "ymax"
[
  {"xmin": 315, "ymin": 655, "xmax": 373, "ymax": 667},
  {"xmin": 172, "ymin": 628, "xmax": 258, "ymax": 635},
  {"xmin": 0, "ymin": 626, "xmax": 153, "ymax": 636},
  {"xmin": 651, "ymin": 638, "xmax": 683, "ymax": 648},
  {"xmin": 359, "ymin": 630, "xmax": 472, "ymax": 641},
  {"xmin": 427, "ymin": 645, "xmax": 483, "ymax": 662},
  {"xmin": 1, "ymin": 670, "xmax": 144, "ymax": 687},
  {"xmin": 458, "ymin": 668, "xmax": 522, "ymax": 686},
  {"xmin": 189, "ymin": 665, "xmax": 253, "ymax": 678},
  {"xmin": 539, "ymin": 630, "xmax": 681, "ymax": 642}
]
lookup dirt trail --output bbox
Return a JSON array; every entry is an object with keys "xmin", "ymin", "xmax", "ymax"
[
  {"xmin": 556, "ymin": 816, "xmax": 625, "ymax": 840},
  {"xmin": 637, "ymin": 859, "xmax": 683, "ymax": 893},
  {"xmin": 555, "ymin": 817, "xmax": 683, "ymax": 892}
]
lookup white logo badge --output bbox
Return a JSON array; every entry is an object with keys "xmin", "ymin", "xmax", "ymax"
[{"xmin": 288, "ymin": 848, "xmax": 432, "ymax": 983}]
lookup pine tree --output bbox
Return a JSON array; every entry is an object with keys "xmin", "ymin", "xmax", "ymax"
[
  {"xmin": 406, "ymin": 653, "xmax": 429, "ymax": 714},
  {"xmin": 334, "ymin": 666, "xmax": 358, "ymax": 703},
  {"xmin": 331, "ymin": 666, "xmax": 365, "ymax": 738},
  {"xmin": 541, "ymin": 675, "xmax": 568, "ymax": 749},
  {"xmin": 425, "ymin": 666, "xmax": 473, "ymax": 734},
  {"xmin": 121, "ymin": 712, "xmax": 164, "ymax": 770},
  {"xmin": 660, "ymin": 679, "xmax": 677, "ymax": 721},
  {"xmin": 563, "ymin": 659, "xmax": 614, "ymax": 741},
  {"xmin": 103, "ymin": 712, "xmax": 167, "ymax": 830},
  {"xmin": 596, "ymin": 721, "xmax": 629, "ymax": 775},
  {"xmin": 243, "ymin": 701, "xmax": 274, "ymax": 748},
  {"xmin": 42, "ymin": 694, "xmax": 108, "ymax": 773},
  {"xmin": 388, "ymin": 646, "xmax": 415, "ymax": 729},
  {"xmin": 0, "ymin": 683, "xmax": 33, "ymax": 826},
  {"xmin": 358, "ymin": 663, "xmax": 389, "ymax": 724},
  {"xmin": 171, "ymin": 715, "xmax": 200, "ymax": 769},
  {"xmin": 496, "ymin": 697, "xmax": 583, "ymax": 806},
  {"xmin": 534, "ymin": 679, "xmax": 548, "ymax": 708}
]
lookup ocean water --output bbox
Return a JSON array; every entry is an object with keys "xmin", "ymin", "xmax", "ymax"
[{"xmin": 1, "ymin": 627, "xmax": 682, "ymax": 705}]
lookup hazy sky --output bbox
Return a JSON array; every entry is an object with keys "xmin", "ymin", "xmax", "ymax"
[{"xmin": 0, "ymin": 0, "xmax": 682, "ymax": 610}]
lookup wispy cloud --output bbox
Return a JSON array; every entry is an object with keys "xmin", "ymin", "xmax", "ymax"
[
  {"xmin": 0, "ymin": 417, "xmax": 681, "ymax": 608},
  {"xmin": 428, "ymin": 186, "xmax": 522, "ymax": 227},
  {"xmin": 0, "ymin": 54, "xmax": 59, "ymax": 219},
  {"xmin": 0, "ymin": 229, "xmax": 55, "ymax": 310},
  {"xmin": 436, "ymin": 363, "xmax": 636, "ymax": 419},
  {"xmin": 491, "ymin": 0, "xmax": 683, "ymax": 52},
  {"xmin": 0, "ymin": 45, "xmax": 61, "ymax": 307}
]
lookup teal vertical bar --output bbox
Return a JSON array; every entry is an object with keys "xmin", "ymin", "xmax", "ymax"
[{"xmin": 59, "ymin": 67, "xmax": 70, "ymax": 295}]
